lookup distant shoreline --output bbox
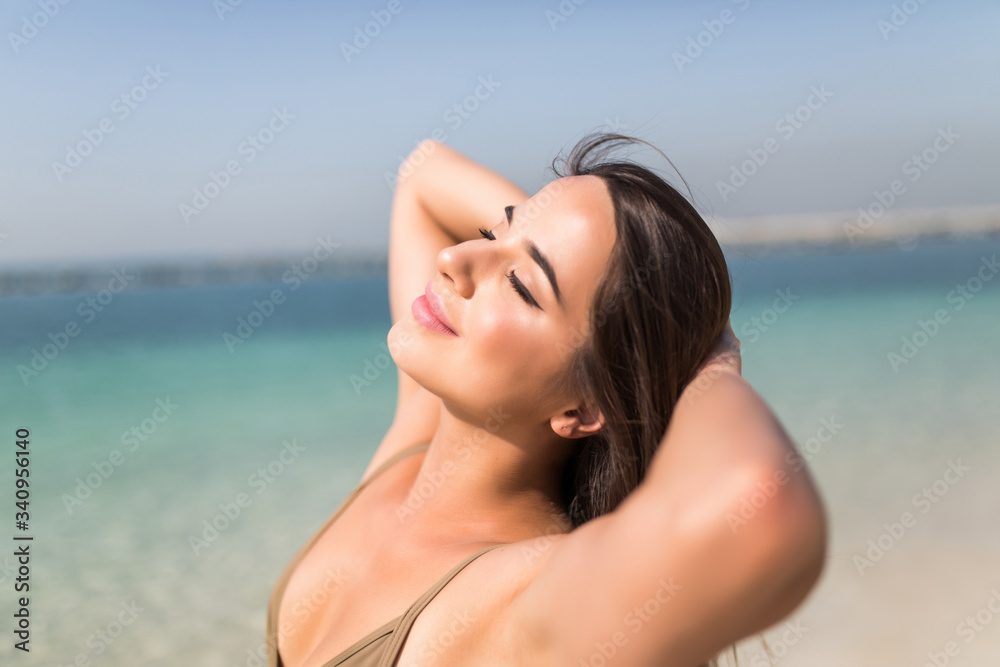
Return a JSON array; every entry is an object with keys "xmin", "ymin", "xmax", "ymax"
[
  {"xmin": 708, "ymin": 203, "xmax": 1000, "ymax": 249},
  {"xmin": 0, "ymin": 252, "xmax": 390, "ymax": 296},
  {"xmin": 3, "ymin": 204, "xmax": 998, "ymax": 296}
]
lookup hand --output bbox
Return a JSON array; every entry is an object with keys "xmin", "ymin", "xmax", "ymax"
[
  {"xmin": 697, "ymin": 319, "xmax": 742, "ymax": 379},
  {"xmin": 679, "ymin": 319, "xmax": 741, "ymax": 405}
]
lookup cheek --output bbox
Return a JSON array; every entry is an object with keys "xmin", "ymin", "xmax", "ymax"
[
  {"xmin": 465, "ymin": 308, "xmax": 562, "ymax": 385},
  {"xmin": 477, "ymin": 307, "xmax": 522, "ymax": 347},
  {"xmin": 472, "ymin": 304, "xmax": 542, "ymax": 357}
]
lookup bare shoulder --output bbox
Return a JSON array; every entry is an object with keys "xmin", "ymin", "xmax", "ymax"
[{"xmin": 488, "ymin": 373, "xmax": 828, "ymax": 665}]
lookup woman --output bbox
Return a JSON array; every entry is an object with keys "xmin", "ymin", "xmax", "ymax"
[{"xmin": 266, "ymin": 134, "xmax": 827, "ymax": 667}]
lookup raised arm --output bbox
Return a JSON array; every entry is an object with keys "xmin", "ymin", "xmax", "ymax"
[
  {"xmin": 504, "ymin": 330, "xmax": 828, "ymax": 665},
  {"xmin": 376, "ymin": 141, "xmax": 529, "ymax": 464}
]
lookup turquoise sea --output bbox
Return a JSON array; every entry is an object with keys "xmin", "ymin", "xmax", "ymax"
[{"xmin": 2, "ymin": 237, "xmax": 999, "ymax": 665}]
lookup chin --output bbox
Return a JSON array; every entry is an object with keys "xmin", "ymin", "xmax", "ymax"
[
  {"xmin": 386, "ymin": 322, "xmax": 411, "ymax": 365},
  {"xmin": 388, "ymin": 321, "xmax": 437, "ymax": 384}
]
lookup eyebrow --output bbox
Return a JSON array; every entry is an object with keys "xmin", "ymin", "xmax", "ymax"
[{"xmin": 506, "ymin": 205, "xmax": 563, "ymax": 309}]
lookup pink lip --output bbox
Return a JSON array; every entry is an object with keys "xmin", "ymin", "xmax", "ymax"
[{"xmin": 412, "ymin": 281, "xmax": 457, "ymax": 336}]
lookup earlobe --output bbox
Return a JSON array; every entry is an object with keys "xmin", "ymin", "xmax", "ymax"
[{"xmin": 551, "ymin": 403, "xmax": 605, "ymax": 439}]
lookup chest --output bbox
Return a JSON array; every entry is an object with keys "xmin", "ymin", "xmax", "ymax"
[
  {"xmin": 279, "ymin": 538, "xmax": 360, "ymax": 647},
  {"xmin": 278, "ymin": 536, "xmax": 534, "ymax": 667},
  {"xmin": 276, "ymin": 490, "xmax": 405, "ymax": 666}
]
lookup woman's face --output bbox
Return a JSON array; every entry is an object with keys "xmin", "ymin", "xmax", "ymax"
[{"xmin": 389, "ymin": 175, "xmax": 616, "ymax": 429}]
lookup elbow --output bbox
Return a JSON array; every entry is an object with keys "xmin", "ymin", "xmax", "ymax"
[
  {"xmin": 396, "ymin": 138, "xmax": 444, "ymax": 187},
  {"xmin": 752, "ymin": 465, "xmax": 829, "ymax": 618}
]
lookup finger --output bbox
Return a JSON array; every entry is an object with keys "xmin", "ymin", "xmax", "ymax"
[{"xmin": 724, "ymin": 319, "xmax": 741, "ymax": 349}]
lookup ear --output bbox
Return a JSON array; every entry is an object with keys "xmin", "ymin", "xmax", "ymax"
[{"xmin": 550, "ymin": 401, "xmax": 605, "ymax": 439}]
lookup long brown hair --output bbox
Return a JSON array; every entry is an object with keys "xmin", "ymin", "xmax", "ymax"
[
  {"xmin": 550, "ymin": 133, "xmax": 733, "ymax": 527},
  {"xmin": 542, "ymin": 132, "xmax": 767, "ymax": 667}
]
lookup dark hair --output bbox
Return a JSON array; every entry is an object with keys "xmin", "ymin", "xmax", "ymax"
[{"xmin": 551, "ymin": 133, "xmax": 733, "ymax": 528}]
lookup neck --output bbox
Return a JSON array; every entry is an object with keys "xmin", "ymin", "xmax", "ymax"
[{"xmin": 395, "ymin": 402, "xmax": 574, "ymax": 545}]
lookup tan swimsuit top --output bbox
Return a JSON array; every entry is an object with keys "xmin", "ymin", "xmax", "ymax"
[{"xmin": 265, "ymin": 442, "xmax": 503, "ymax": 667}]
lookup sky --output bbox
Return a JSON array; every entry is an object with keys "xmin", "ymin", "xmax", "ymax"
[{"xmin": 1, "ymin": 0, "xmax": 998, "ymax": 267}]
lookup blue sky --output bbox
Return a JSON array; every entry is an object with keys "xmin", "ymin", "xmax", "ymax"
[{"xmin": 1, "ymin": 0, "xmax": 997, "ymax": 266}]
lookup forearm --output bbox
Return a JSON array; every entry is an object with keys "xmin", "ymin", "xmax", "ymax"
[
  {"xmin": 386, "ymin": 140, "xmax": 530, "ymax": 406},
  {"xmin": 396, "ymin": 139, "xmax": 529, "ymax": 243}
]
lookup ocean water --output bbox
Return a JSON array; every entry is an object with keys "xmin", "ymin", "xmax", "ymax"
[{"xmin": 1, "ymin": 237, "xmax": 998, "ymax": 666}]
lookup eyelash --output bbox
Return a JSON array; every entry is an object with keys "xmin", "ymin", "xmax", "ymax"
[{"xmin": 478, "ymin": 227, "xmax": 539, "ymax": 308}]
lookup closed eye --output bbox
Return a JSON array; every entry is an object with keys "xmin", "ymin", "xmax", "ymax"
[
  {"xmin": 506, "ymin": 271, "xmax": 540, "ymax": 309},
  {"xmin": 478, "ymin": 227, "xmax": 542, "ymax": 309}
]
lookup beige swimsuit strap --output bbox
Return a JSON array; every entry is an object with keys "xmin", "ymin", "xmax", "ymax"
[{"xmin": 376, "ymin": 543, "xmax": 505, "ymax": 667}]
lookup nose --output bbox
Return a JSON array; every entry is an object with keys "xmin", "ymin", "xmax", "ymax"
[{"xmin": 436, "ymin": 238, "xmax": 492, "ymax": 299}]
